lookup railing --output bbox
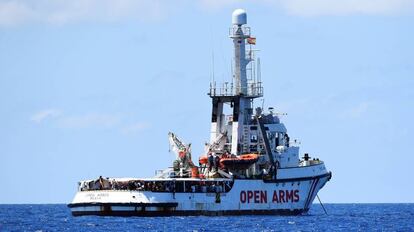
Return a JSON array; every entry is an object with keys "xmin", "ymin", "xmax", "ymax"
[
  {"xmin": 79, "ymin": 178, "xmax": 234, "ymax": 193},
  {"xmin": 289, "ymin": 139, "xmax": 301, "ymax": 147},
  {"xmin": 209, "ymin": 82, "xmax": 263, "ymax": 98},
  {"xmin": 229, "ymin": 26, "xmax": 251, "ymax": 37}
]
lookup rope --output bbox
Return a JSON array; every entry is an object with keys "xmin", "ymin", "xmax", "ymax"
[{"xmin": 317, "ymin": 194, "xmax": 328, "ymax": 215}]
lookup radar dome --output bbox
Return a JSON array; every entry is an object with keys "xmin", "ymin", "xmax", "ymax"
[{"xmin": 232, "ymin": 9, "xmax": 247, "ymax": 25}]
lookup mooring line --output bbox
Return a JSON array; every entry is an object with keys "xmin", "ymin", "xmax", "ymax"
[{"xmin": 317, "ymin": 194, "xmax": 328, "ymax": 215}]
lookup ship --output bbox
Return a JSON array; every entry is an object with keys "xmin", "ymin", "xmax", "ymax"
[{"xmin": 68, "ymin": 9, "xmax": 332, "ymax": 216}]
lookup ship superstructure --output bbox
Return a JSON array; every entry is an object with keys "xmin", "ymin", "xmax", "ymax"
[{"xmin": 68, "ymin": 9, "xmax": 331, "ymax": 216}]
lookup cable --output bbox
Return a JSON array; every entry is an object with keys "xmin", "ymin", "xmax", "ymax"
[{"xmin": 317, "ymin": 194, "xmax": 328, "ymax": 215}]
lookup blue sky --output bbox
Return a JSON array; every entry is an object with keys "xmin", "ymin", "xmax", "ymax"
[{"xmin": 0, "ymin": 0, "xmax": 413, "ymax": 203}]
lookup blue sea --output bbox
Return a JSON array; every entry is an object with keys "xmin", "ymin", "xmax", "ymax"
[{"xmin": 0, "ymin": 204, "xmax": 413, "ymax": 231}]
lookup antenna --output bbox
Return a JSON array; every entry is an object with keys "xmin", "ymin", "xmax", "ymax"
[
  {"xmin": 230, "ymin": 58, "xmax": 234, "ymax": 87},
  {"xmin": 210, "ymin": 24, "xmax": 215, "ymax": 84},
  {"xmin": 261, "ymin": 98, "xmax": 265, "ymax": 110},
  {"xmin": 257, "ymin": 57, "xmax": 261, "ymax": 83},
  {"xmin": 252, "ymin": 49, "xmax": 256, "ymax": 83},
  {"xmin": 212, "ymin": 49, "xmax": 215, "ymax": 84}
]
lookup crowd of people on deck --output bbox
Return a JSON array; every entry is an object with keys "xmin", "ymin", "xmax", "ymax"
[{"xmin": 79, "ymin": 176, "xmax": 233, "ymax": 193}]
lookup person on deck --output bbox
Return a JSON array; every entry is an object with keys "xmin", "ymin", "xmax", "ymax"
[
  {"xmin": 284, "ymin": 133, "xmax": 290, "ymax": 147},
  {"xmin": 208, "ymin": 153, "xmax": 214, "ymax": 171},
  {"xmin": 214, "ymin": 155, "xmax": 220, "ymax": 172}
]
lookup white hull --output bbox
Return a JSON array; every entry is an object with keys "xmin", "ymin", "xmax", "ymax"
[{"xmin": 69, "ymin": 165, "xmax": 331, "ymax": 216}]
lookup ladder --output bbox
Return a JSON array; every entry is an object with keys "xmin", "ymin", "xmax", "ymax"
[
  {"xmin": 255, "ymin": 116, "xmax": 273, "ymax": 163},
  {"xmin": 242, "ymin": 126, "xmax": 249, "ymax": 153}
]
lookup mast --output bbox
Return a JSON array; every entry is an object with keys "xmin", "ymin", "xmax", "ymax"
[
  {"xmin": 231, "ymin": 9, "xmax": 249, "ymax": 96},
  {"xmin": 208, "ymin": 9, "xmax": 263, "ymax": 155},
  {"xmin": 229, "ymin": 9, "xmax": 250, "ymax": 155}
]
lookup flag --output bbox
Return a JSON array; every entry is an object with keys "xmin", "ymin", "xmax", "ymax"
[{"xmin": 247, "ymin": 37, "xmax": 256, "ymax": 45}]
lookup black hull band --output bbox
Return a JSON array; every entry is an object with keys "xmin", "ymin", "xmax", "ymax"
[
  {"xmin": 68, "ymin": 202, "xmax": 178, "ymax": 208},
  {"xmin": 71, "ymin": 208, "xmax": 306, "ymax": 217}
]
